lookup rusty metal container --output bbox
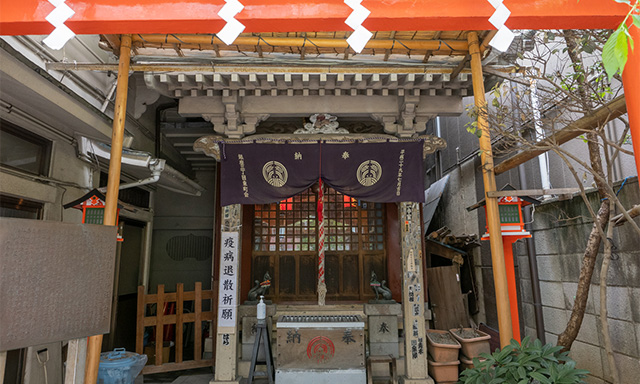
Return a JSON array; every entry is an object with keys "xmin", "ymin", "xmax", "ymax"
[{"xmin": 276, "ymin": 315, "xmax": 365, "ymax": 384}]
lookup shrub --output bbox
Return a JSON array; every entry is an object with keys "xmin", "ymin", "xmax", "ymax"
[{"xmin": 459, "ymin": 336, "xmax": 589, "ymax": 384}]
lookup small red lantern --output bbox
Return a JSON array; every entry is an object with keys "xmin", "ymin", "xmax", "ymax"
[
  {"xmin": 64, "ymin": 189, "xmax": 123, "ymax": 241},
  {"xmin": 472, "ymin": 185, "xmax": 540, "ymax": 342},
  {"xmin": 482, "ymin": 195, "xmax": 531, "ymax": 238}
]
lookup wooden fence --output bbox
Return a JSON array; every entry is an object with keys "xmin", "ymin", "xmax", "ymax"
[{"xmin": 136, "ymin": 282, "xmax": 216, "ymax": 374}]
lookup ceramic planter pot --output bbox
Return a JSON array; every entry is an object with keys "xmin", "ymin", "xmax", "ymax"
[
  {"xmin": 449, "ymin": 328, "xmax": 491, "ymax": 358},
  {"xmin": 428, "ymin": 358, "xmax": 460, "ymax": 383},
  {"xmin": 459, "ymin": 354, "xmax": 487, "ymax": 372},
  {"xmin": 426, "ymin": 329, "xmax": 461, "ymax": 362}
]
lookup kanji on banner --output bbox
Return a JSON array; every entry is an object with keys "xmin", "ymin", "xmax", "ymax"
[
  {"xmin": 220, "ymin": 143, "xmax": 319, "ymax": 206},
  {"xmin": 321, "ymin": 142, "xmax": 424, "ymax": 203},
  {"xmin": 217, "ymin": 231, "xmax": 239, "ymax": 329},
  {"xmin": 219, "ymin": 141, "xmax": 425, "ymax": 205}
]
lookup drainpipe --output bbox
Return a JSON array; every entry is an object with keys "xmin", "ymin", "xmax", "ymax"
[
  {"xmin": 529, "ymin": 77, "xmax": 552, "ymax": 191},
  {"xmin": 518, "ymin": 163, "xmax": 546, "ymax": 343},
  {"xmin": 510, "ymin": 79, "xmax": 546, "ymax": 343},
  {"xmin": 97, "ymin": 159, "xmax": 164, "ymax": 192},
  {"xmin": 140, "ymin": 191, "xmax": 154, "ymax": 294},
  {"xmin": 435, "ymin": 116, "xmax": 443, "ymax": 180},
  {"xmin": 155, "ymin": 103, "xmax": 177, "ymax": 157}
]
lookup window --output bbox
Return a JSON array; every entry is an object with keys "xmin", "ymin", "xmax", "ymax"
[
  {"xmin": 0, "ymin": 195, "xmax": 43, "ymax": 219},
  {"xmin": 251, "ymin": 186, "xmax": 386, "ymax": 302},
  {"xmin": 0, "ymin": 120, "xmax": 51, "ymax": 176}
]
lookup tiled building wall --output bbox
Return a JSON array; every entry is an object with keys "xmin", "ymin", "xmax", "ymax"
[{"xmin": 516, "ymin": 177, "xmax": 640, "ymax": 384}]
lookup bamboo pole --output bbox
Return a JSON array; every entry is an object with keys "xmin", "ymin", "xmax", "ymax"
[
  {"xmin": 132, "ymin": 34, "xmax": 469, "ymax": 51},
  {"xmin": 84, "ymin": 34, "xmax": 133, "ymax": 384},
  {"xmin": 45, "ymin": 62, "xmax": 520, "ymax": 74},
  {"xmin": 468, "ymin": 31, "xmax": 513, "ymax": 347}
]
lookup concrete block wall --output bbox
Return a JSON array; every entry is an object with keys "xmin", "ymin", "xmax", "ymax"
[{"xmin": 516, "ymin": 177, "xmax": 640, "ymax": 384}]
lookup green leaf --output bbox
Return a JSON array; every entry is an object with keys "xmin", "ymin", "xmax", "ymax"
[
  {"xmin": 602, "ymin": 29, "xmax": 624, "ymax": 80},
  {"xmin": 530, "ymin": 371, "xmax": 552, "ymax": 384},
  {"xmin": 614, "ymin": 0, "xmax": 631, "ymax": 4},
  {"xmin": 614, "ymin": 27, "xmax": 630, "ymax": 73},
  {"xmin": 633, "ymin": 15, "xmax": 640, "ymax": 29}
]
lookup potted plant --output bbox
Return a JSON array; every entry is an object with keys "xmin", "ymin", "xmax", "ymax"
[
  {"xmin": 459, "ymin": 337, "xmax": 589, "ymax": 384},
  {"xmin": 426, "ymin": 329, "xmax": 461, "ymax": 362},
  {"xmin": 459, "ymin": 354, "xmax": 486, "ymax": 371},
  {"xmin": 428, "ymin": 358, "xmax": 460, "ymax": 383},
  {"xmin": 449, "ymin": 327, "xmax": 491, "ymax": 358}
]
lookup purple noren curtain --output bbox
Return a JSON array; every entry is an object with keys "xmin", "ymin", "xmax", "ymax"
[{"xmin": 220, "ymin": 142, "xmax": 424, "ymax": 206}]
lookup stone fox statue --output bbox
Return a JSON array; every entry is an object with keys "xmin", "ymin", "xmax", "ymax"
[
  {"xmin": 248, "ymin": 271, "xmax": 271, "ymax": 302},
  {"xmin": 370, "ymin": 271, "xmax": 392, "ymax": 301}
]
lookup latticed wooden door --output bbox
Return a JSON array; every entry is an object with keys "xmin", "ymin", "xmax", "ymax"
[{"xmin": 251, "ymin": 186, "xmax": 386, "ymax": 302}]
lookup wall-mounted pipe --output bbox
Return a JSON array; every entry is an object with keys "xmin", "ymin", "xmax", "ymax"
[
  {"xmin": 518, "ymin": 163, "xmax": 546, "ymax": 343},
  {"xmin": 529, "ymin": 77, "xmax": 552, "ymax": 191},
  {"xmin": 97, "ymin": 159, "xmax": 165, "ymax": 192}
]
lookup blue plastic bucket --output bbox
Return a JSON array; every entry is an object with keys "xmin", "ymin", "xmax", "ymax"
[{"xmin": 97, "ymin": 348, "xmax": 147, "ymax": 384}]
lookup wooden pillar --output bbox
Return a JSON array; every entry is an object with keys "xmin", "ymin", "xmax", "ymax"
[
  {"xmin": 399, "ymin": 202, "xmax": 431, "ymax": 384},
  {"xmin": 0, "ymin": 351, "xmax": 7, "ymax": 384},
  {"xmin": 212, "ymin": 204, "xmax": 242, "ymax": 384},
  {"xmin": 467, "ymin": 31, "xmax": 513, "ymax": 348},
  {"xmin": 84, "ymin": 34, "xmax": 133, "ymax": 384},
  {"xmin": 622, "ymin": 25, "xmax": 640, "ymax": 184}
]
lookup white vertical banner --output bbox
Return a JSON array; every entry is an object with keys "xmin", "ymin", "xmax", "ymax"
[{"xmin": 217, "ymin": 231, "xmax": 240, "ymax": 330}]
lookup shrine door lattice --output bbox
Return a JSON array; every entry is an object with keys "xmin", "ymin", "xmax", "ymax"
[{"xmin": 251, "ymin": 187, "xmax": 386, "ymax": 302}]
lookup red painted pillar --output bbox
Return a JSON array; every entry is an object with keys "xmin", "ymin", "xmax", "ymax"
[
  {"xmin": 622, "ymin": 25, "xmax": 640, "ymax": 182},
  {"xmin": 502, "ymin": 237, "xmax": 522, "ymax": 342}
]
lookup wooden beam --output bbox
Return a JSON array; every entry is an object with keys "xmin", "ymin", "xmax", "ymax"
[
  {"xmin": 494, "ymin": 95, "xmax": 627, "ymax": 175},
  {"xmin": 141, "ymin": 359, "xmax": 215, "ymax": 375},
  {"xmin": 422, "ymin": 31, "xmax": 442, "ymax": 63},
  {"xmin": 83, "ymin": 34, "xmax": 133, "ymax": 384},
  {"xmin": 468, "ymin": 31, "xmax": 513, "ymax": 348},
  {"xmin": 480, "ymin": 30, "xmax": 497, "ymax": 52},
  {"xmin": 449, "ymin": 31, "xmax": 495, "ymax": 79},
  {"xmin": 450, "ymin": 55, "xmax": 470, "ymax": 79},
  {"xmin": 486, "ymin": 188, "xmax": 580, "ymax": 197},
  {"xmin": 101, "ymin": 34, "xmax": 121, "ymax": 54}
]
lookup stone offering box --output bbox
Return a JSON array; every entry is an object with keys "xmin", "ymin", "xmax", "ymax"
[{"xmin": 276, "ymin": 315, "xmax": 365, "ymax": 384}]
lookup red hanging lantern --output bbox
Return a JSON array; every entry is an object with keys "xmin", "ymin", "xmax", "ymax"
[{"xmin": 63, "ymin": 189, "xmax": 123, "ymax": 241}]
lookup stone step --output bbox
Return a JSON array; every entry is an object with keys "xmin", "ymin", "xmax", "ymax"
[
  {"xmin": 238, "ymin": 356, "xmax": 406, "ymax": 379},
  {"xmin": 370, "ymin": 356, "xmax": 405, "ymax": 377}
]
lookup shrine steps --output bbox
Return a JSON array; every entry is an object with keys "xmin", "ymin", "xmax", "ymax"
[{"xmin": 237, "ymin": 356, "xmax": 406, "ymax": 382}]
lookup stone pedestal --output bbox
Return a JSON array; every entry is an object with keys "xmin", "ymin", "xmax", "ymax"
[
  {"xmin": 238, "ymin": 304, "xmax": 276, "ymax": 362},
  {"xmin": 365, "ymin": 303, "xmax": 401, "ymax": 358},
  {"xmin": 400, "ymin": 378, "xmax": 435, "ymax": 384}
]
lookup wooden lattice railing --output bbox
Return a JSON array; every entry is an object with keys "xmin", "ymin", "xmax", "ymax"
[{"xmin": 136, "ymin": 282, "xmax": 216, "ymax": 374}]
